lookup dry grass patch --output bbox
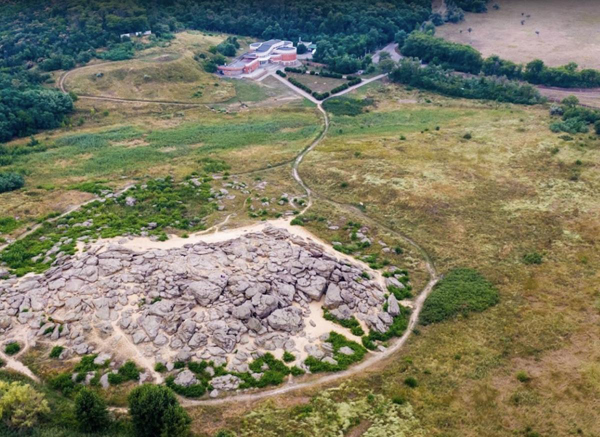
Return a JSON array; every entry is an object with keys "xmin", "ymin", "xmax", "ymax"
[{"xmin": 436, "ymin": 0, "xmax": 600, "ymax": 69}]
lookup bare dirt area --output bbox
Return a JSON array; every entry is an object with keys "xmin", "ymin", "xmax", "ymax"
[{"xmin": 436, "ymin": 0, "xmax": 600, "ymax": 69}]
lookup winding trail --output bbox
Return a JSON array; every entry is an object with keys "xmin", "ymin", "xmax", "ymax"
[
  {"xmin": 181, "ymin": 99, "xmax": 440, "ymax": 406},
  {"xmin": 5, "ymin": 67, "xmax": 440, "ymax": 406}
]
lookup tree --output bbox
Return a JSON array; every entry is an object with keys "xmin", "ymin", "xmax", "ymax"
[
  {"xmin": 0, "ymin": 381, "xmax": 50, "ymax": 429},
  {"xmin": 75, "ymin": 388, "xmax": 110, "ymax": 433},
  {"xmin": 0, "ymin": 173, "xmax": 25, "ymax": 194},
  {"xmin": 128, "ymin": 385, "xmax": 191, "ymax": 437},
  {"xmin": 297, "ymin": 43, "xmax": 308, "ymax": 55},
  {"xmin": 379, "ymin": 58, "xmax": 396, "ymax": 73},
  {"xmin": 562, "ymin": 95, "xmax": 580, "ymax": 108},
  {"xmin": 595, "ymin": 120, "xmax": 600, "ymax": 135}
]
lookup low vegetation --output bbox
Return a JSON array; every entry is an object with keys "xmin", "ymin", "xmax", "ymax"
[
  {"xmin": 1, "ymin": 175, "xmax": 214, "ymax": 276},
  {"xmin": 420, "ymin": 268, "xmax": 499, "ymax": 325},
  {"xmin": 304, "ymin": 332, "xmax": 367, "ymax": 372}
]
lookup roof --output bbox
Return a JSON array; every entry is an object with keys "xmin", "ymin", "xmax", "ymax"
[{"xmin": 255, "ymin": 39, "xmax": 281, "ymax": 53}]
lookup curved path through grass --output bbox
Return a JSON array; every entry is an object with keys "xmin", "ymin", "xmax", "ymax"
[{"xmin": 6, "ymin": 71, "xmax": 440, "ymax": 406}]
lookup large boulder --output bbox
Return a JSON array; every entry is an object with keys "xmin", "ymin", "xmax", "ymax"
[
  {"xmin": 187, "ymin": 279, "xmax": 223, "ymax": 306},
  {"xmin": 174, "ymin": 370, "xmax": 198, "ymax": 387},
  {"xmin": 324, "ymin": 283, "xmax": 343, "ymax": 309},
  {"xmin": 297, "ymin": 275, "xmax": 328, "ymax": 300},
  {"xmin": 387, "ymin": 294, "xmax": 400, "ymax": 317},
  {"xmin": 267, "ymin": 307, "xmax": 303, "ymax": 333}
]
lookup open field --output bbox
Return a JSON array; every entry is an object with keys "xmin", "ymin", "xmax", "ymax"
[
  {"xmin": 63, "ymin": 31, "xmax": 260, "ymax": 104},
  {"xmin": 179, "ymin": 83, "xmax": 600, "ymax": 436},
  {"xmin": 286, "ymin": 84, "xmax": 600, "ymax": 436},
  {"xmin": 0, "ymin": 99, "xmax": 321, "ymax": 236},
  {"xmin": 436, "ymin": 0, "xmax": 600, "ymax": 69}
]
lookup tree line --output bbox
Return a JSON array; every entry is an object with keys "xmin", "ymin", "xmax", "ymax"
[{"xmin": 400, "ymin": 32, "xmax": 600, "ymax": 88}]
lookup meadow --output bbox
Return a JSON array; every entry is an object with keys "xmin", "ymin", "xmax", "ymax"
[{"xmin": 184, "ymin": 82, "xmax": 600, "ymax": 436}]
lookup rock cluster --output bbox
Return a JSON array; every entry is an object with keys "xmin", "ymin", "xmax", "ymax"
[{"xmin": 0, "ymin": 226, "xmax": 395, "ymax": 376}]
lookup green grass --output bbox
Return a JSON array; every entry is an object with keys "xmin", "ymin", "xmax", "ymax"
[
  {"xmin": 222, "ymin": 79, "xmax": 270, "ymax": 103},
  {"xmin": 0, "ymin": 176, "xmax": 215, "ymax": 275},
  {"xmin": 304, "ymin": 332, "xmax": 367, "ymax": 373},
  {"xmin": 420, "ymin": 268, "xmax": 499, "ymax": 325},
  {"xmin": 145, "ymin": 116, "xmax": 318, "ymax": 151},
  {"xmin": 328, "ymin": 107, "xmax": 476, "ymax": 138}
]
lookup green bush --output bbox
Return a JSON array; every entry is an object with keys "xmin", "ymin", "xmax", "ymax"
[
  {"xmin": 282, "ymin": 351, "xmax": 296, "ymax": 363},
  {"xmin": 420, "ymin": 268, "xmax": 499, "ymax": 325},
  {"xmin": 4, "ymin": 343, "xmax": 20, "ymax": 356},
  {"xmin": 0, "ymin": 173, "xmax": 24, "ymax": 194},
  {"xmin": 304, "ymin": 332, "xmax": 366, "ymax": 373},
  {"xmin": 154, "ymin": 362, "xmax": 168, "ymax": 373},
  {"xmin": 323, "ymin": 309, "xmax": 365, "ymax": 336},
  {"xmin": 516, "ymin": 371, "xmax": 531, "ymax": 383},
  {"xmin": 108, "ymin": 360, "xmax": 141, "ymax": 385},
  {"xmin": 128, "ymin": 384, "xmax": 191, "ymax": 437},
  {"xmin": 523, "ymin": 252, "xmax": 543, "ymax": 265},
  {"xmin": 48, "ymin": 372, "xmax": 77, "ymax": 396},
  {"xmin": 74, "ymin": 388, "xmax": 110, "ymax": 433},
  {"xmin": 404, "ymin": 376, "xmax": 418, "ymax": 388},
  {"xmin": 49, "ymin": 346, "xmax": 64, "ymax": 359},
  {"xmin": 165, "ymin": 376, "xmax": 207, "ymax": 398},
  {"xmin": 323, "ymin": 96, "xmax": 374, "ymax": 116}
]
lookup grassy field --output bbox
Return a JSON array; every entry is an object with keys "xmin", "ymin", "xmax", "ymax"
[
  {"xmin": 293, "ymin": 84, "xmax": 600, "ymax": 436},
  {"xmin": 184, "ymin": 83, "xmax": 600, "ymax": 436},
  {"xmin": 0, "ymin": 100, "xmax": 321, "ymax": 236},
  {"xmin": 64, "ymin": 31, "xmax": 268, "ymax": 104},
  {"xmin": 436, "ymin": 0, "xmax": 600, "ymax": 69}
]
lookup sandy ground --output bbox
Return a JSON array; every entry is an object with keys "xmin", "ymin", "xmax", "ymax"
[{"xmin": 436, "ymin": 0, "xmax": 600, "ymax": 69}]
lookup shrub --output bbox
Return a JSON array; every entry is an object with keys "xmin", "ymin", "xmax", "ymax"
[
  {"xmin": 420, "ymin": 268, "xmax": 499, "ymax": 325},
  {"xmin": 4, "ymin": 342, "xmax": 20, "ymax": 356},
  {"xmin": 49, "ymin": 345, "xmax": 64, "ymax": 359},
  {"xmin": 0, "ymin": 381, "xmax": 50, "ymax": 429},
  {"xmin": 74, "ymin": 388, "xmax": 110, "ymax": 433},
  {"xmin": 404, "ymin": 376, "xmax": 418, "ymax": 388},
  {"xmin": 276, "ymin": 70, "xmax": 287, "ymax": 77},
  {"xmin": 288, "ymin": 77, "xmax": 312, "ymax": 94},
  {"xmin": 154, "ymin": 362, "xmax": 168, "ymax": 373},
  {"xmin": 323, "ymin": 308, "xmax": 365, "ymax": 336},
  {"xmin": 323, "ymin": 96, "xmax": 374, "ymax": 116},
  {"xmin": 516, "ymin": 371, "xmax": 531, "ymax": 383},
  {"xmin": 304, "ymin": 332, "xmax": 366, "ymax": 373},
  {"xmin": 165, "ymin": 376, "xmax": 206, "ymax": 398},
  {"xmin": 282, "ymin": 351, "xmax": 296, "ymax": 363},
  {"xmin": 48, "ymin": 372, "xmax": 77, "ymax": 396},
  {"xmin": 523, "ymin": 252, "xmax": 543, "ymax": 265},
  {"xmin": 0, "ymin": 173, "xmax": 25, "ymax": 194},
  {"xmin": 128, "ymin": 384, "xmax": 191, "ymax": 437},
  {"xmin": 108, "ymin": 360, "xmax": 141, "ymax": 385}
]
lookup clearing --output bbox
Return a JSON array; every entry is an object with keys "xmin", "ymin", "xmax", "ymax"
[{"xmin": 436, "ymin": 0, "xmax": 600, "ymax": 69}]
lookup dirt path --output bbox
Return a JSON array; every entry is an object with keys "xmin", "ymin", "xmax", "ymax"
[
  {"xmin": 178, "ymin": 101, "xmax": 440, "ymax": 406},
  {"xmin": 58, "ymin": 63, "xmax": 206, "ymax": 107},
  {"xmin": 3, "ymin": 71, "xmax": 438, "ymax": 405}
]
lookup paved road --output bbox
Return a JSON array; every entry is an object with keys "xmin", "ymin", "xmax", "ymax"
[{"xmin": 373, "ymin": 43, "xmax": 402, "ymax": 64}]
